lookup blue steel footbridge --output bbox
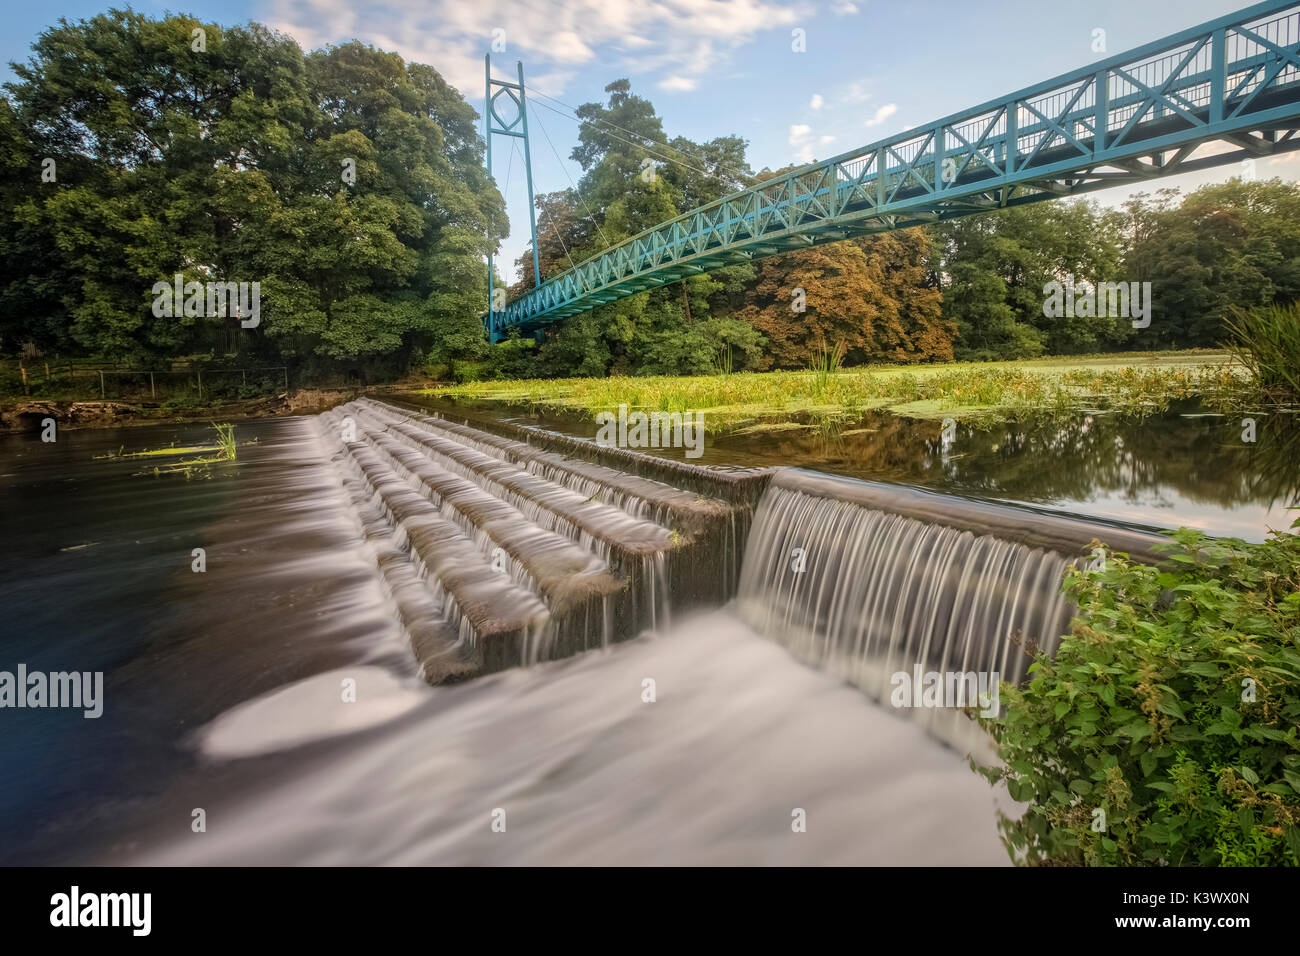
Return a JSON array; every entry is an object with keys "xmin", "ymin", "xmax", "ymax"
[{"xmin": 485, "ymin": 0, "xmax": 1300, "ymax": 341}]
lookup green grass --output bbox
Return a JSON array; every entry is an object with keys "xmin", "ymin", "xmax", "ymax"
[
  {"xmin": 95, "ymin": 422, "xmax": 242, "ymax": 477},
  {"xmin": 423, "ymin": 350, "xmax": 1246, "ymax": 432}
]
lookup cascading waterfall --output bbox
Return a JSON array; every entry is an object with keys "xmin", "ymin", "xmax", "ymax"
[
  {"xmin": 734, "ymin": 471, "xmax": 1091, "ymax": 751},
  {"xmin": 311, "ymin": 400, "xmax": 1166, "ymax": 757},
  {"xmin": 312, "ymin": 399, "xmax": 741, "ymax": 678}
]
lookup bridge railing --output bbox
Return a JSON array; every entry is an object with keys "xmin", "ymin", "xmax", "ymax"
[{"xmin": 490, "ymin": 0, "xmax": 1300, "ymax": 338}]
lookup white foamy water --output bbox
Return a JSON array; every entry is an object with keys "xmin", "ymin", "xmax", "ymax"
[
  {"xmin": 198, "ymin": 667, "xmax": 431, "ymax": 760},
  {"xmin": 143, "ymin": 610, "xmax": 1012, "ymax": 866}
]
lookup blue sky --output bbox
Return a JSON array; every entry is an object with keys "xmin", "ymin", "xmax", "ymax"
[{"xmin": 5, "ymin": 0, "xmax": 1298, "ymax": 281}]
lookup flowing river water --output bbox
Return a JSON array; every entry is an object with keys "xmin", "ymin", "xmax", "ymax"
[{"xmin": 0, "ymin": 399, "xmax": 1293, "ymax": 865}]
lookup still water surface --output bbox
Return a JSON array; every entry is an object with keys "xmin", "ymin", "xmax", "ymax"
[{"xmin": 401, "ymin": 395, "xmax": 1299, "ymax": 541}]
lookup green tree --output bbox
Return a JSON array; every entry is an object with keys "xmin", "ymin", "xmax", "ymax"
[
  {"xmin": 935, "ymin": 200, "xmax": 1129, "ymax": 360},
  {"xmin": 1124, "ymin": 179, "xmax": 1300, "ymax": 348},
  {"xmin": 1, "ymin": 9, "xmax": 504, "ymax": 376}
]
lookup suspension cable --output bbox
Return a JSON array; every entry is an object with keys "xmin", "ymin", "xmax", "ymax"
[
  {"xmin": 527, "ymin": 90, "xmax": 758, "ymax": 189},
  {"xmin": 528, "ymin": 102, "xmax": 615, "ymax": 252}
]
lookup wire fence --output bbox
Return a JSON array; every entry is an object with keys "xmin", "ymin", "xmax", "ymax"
[{"xmin": 4, "ymin": 363, "xmax": 290, "ymax": 402}]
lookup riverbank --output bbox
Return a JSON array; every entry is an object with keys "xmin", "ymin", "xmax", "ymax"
[
  {"xmin": 425, "ymin": 350, "xmax": 1247, "ymax": 432},
  {"xmin": 0, "ymin": 388, "xmax": 360, "ymax": 434}
]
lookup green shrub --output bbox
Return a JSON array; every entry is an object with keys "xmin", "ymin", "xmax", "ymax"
[
  {"xmin": 450, "ymin": 360, "xmax": 487, "ymax": 384},
  {"xmin": 977, "ymin": 522, "xmax": 1300, "ymax": 866},
  {"xmin": 488, "ymin": 338, "xmax": 540, "ymax": 380},
  {"xmin": 161, "ymin": 395, "xmax": 202, "ymax": 410}
]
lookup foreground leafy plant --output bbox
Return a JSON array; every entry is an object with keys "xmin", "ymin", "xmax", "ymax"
[{"xmin": 976, "ymin": 521, "xmax": 1300, "ymax": 866}]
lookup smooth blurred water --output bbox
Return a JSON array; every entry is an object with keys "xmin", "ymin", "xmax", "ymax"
[
  {"xmin": 0, "ymin": 414, "xmax": 1015, "ymax": 865},
  {"xmin": 125, "ymin": 611, "xmax": 1012, "ymax": 866},
  {"xmin": 0, "ymin": 417, "xmax": 413, "ymax": 863}
]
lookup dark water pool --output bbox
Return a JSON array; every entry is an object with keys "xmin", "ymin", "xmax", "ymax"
[{"xmin": 0, "ymin": 418, "xmax": 409, "ymax": 863}]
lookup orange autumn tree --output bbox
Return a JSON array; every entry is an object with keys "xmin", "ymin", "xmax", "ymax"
[
  {"xmin": 734, "ymin": 226, "xmax": 952, "ymax": 369},
  {"xmin": 859, "ymin": 229, "xmax": 954, "ymax": 364}
]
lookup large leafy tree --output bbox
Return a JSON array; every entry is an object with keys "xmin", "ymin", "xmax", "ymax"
[
  {"xmin": 735, "ymin": 226, "xmax": 951, "ymax": 369},
  {"xmin": 1, "ymin": 9, "xmax": 504, "ymax": 372},
  {"xmin": 512, "ymin": 78, "xmax": 763, "ymax": 377},
  {"xmin": 1123, "ymin": 179, "xmax": 1300, "ymax": 348},
  {"xmin": 932, "ymin": 199, "xmax": 1130, "ymax": 360}
]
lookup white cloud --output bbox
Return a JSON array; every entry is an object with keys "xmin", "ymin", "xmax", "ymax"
[
  {"xmin": 810, "ymin": 93, "xmax": 824, "ymax": 110},
  {"xmin": 831, "ymin": 0, "xmax": 859, "ymax": 13},
  {"xmin": 545, "ymin": 30, "xmax": 596, "ymax": 63},
  {"xmin": 844, "ymin": 81, "xmax": 872, "ymax": 103},
  {"xmin": 865, "ymin": 103, "xmax": 898, "ymax": 127},
  {"xmin": 789, "ymin": 124, "xmax": 834, "ymax": 163},
  {"xmin": 529, "ymin": 71, "xmax": 577, "ymax": 97},
  {"xmin": 264, "ymin": 0, "xmax": 809, "ymax": 95},
  {"xmin": 660, "ymin": 75, "xmax": 697, "ymax": 92}
]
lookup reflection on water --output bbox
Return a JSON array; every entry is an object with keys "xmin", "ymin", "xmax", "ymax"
[{"xmin": 403, "ymin": 395, "xmax": 1300, "ymax": 541}]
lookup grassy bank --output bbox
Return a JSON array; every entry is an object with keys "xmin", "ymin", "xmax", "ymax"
[{"xmin": 424, "ymin": 350, "xmax": 1247, "ymax": 432}]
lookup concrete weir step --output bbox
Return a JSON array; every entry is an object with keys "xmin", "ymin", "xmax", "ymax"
[
  {"xmin": 356, "ymin": 396, "xmax": 733, "ymax": 535},
  {"xmin": 315, "ymin": 399, "xmax": 763, "ymax": 682}
]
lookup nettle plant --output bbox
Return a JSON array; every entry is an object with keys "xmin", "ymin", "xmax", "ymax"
[{"xmin": 977, "ymin": 521, "xmax": 1300, "ymax": 866}]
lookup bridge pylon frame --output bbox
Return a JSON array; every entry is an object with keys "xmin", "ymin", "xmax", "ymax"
[{"xmin": 484, "ymin": 54, "xmax": 542, "ymax": 341}]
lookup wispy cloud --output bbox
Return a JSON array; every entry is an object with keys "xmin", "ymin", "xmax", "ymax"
[
  {"xmin": 865, "ymin": 103, "xmax": 897, "ymax": 127},
  {"xmin": 265, "ymin": 0, "xmax": 808, "ymax": 95},
  {"xmin": 789, "ymin": 123, "xmax": 835, "ymax": 163},
  {"xmin": 844, "ymin": 81, "xmax": 873, "ymax": 104},
  {"xmin": 810, "ymin": 93, "xmax": 824, "ymax": 109}
]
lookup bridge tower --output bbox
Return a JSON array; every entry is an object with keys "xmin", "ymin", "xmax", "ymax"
[{"xmin": 484, "ymin": 54, "xmax": 542, "ymax": 341}]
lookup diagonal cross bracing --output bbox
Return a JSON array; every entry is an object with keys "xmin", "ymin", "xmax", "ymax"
[{"xmin": 487, "ymin": 1, "xmax": 1300, "ymax": 341}]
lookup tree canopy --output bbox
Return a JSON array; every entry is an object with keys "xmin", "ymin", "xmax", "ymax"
[
  {"xmin": 0, "ymin": 8, "xmax": 504, "ymax": 376},
  {"xmin": 4, "ymin": 10, "xmax": 1297, "ymax": 383}
]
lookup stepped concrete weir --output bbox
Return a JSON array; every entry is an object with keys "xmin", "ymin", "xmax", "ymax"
[
  {"xmin": 314, "ymin": 400, "xmax": 1169, "ymax": 737},
  {"xmin": 315, "ymin": 398, "xmax": 766, "ymax": 680}
]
